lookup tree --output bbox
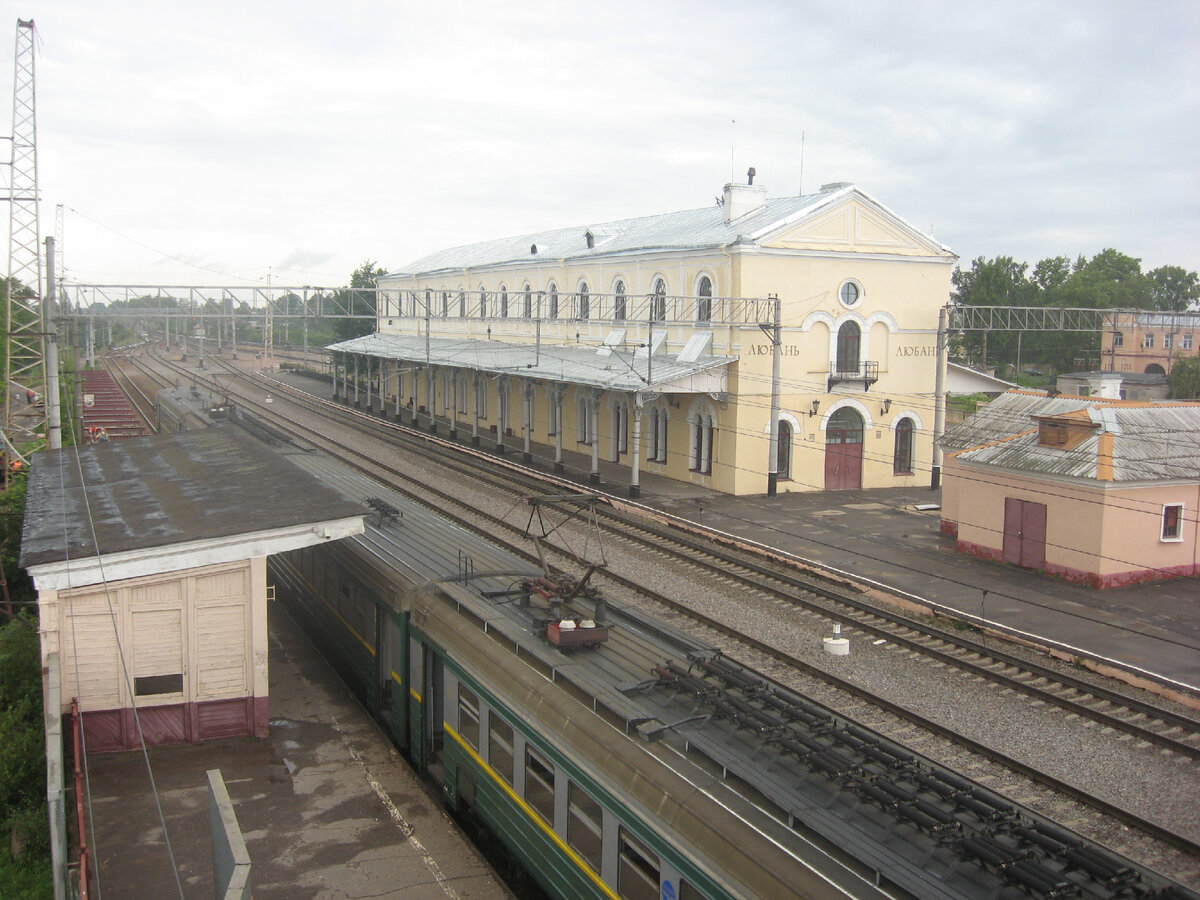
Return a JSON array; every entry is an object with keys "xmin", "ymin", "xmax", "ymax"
[
  {"xmin": 1148, "ymin": 265, "xmax": 1200, "ymax": 312},
  {"xmin": 951, "ymin": 256, "xmax": 1033, "ymax": 369},
  {"xmin": 1168, "ymin": 356, "xmax": 1200, "ymax": 399},
  {"xmin": 333, "ymin": 260, "xmax": 385, "ymax": 341}
]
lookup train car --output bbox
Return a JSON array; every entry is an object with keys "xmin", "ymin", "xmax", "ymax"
[
  {"xmin": 268, "ymin": 449, "xmax": 1197, "ymax": 900},
  {"xmin": 155, "ymin": 384, "xmax": 234, "ymax": 433}
]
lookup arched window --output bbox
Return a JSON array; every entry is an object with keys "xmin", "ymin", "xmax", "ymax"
[
  {"xmin": 522, "ymin": 283, "xmax": 532, "ymax": 318},
  {"xmin": 548, "ymin": 283, "xmax": 559, "ymax": 318},
  {"xmin": 614, "ymin": 280, "xmax": 627, "ymax": 321},
  {"xmin": 440, "ymin": 290, "xmax": 448, "ymax": 317},
  {"xmin": 836, "ymin": 321, "xmax": 861, "ymax": 374},
  {"xmin": 426, "ymin": 288, "xmax": 433, "ymax": 316},
  {"xmin": 499, "ymin": 285, "xmax": 508, "ymax": 318},
  {"xmin": 689, "ymin": 406, "xmax": 715, "ymax": 474},
  {"xmin": 697, "ymin": 275, "xmax": 712, "ymax": 323},
  {"xmin": 894, "ymin": 418, "xmax": 915, "ymax": 475},
  {"xmin": 578, "ymin": 282, "xmax": 590, "ymax": 320},
  {"xmin": 478, "ymin": 285, "xmax": 488, "ymax": 318},
  {"xmin": 458, "ymin": 288, "xmax": 467, "ymax": 318},
  {"xmin": 652, "ymin": 278, "xmax": 666, "ymax": 322},
  {"xmin": 778, "ymin": 420, "xmax": 792, "ymax": 479}
]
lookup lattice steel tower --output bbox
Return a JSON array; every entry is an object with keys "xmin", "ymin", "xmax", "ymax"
[{"xmin": 4, "ymin": 18, "xmax": 45, "ymax": 466}]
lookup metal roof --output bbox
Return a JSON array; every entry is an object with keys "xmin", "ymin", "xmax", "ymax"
[
  {"xmin": 327, "ymin": 331, "xmax": 733, "ymax": 394},
  {"xmin": 939, "ymin": 390, "xmax": 1200, "ymax": 482},
  {"xmin": 20, "ymin": 426, "xmax": 366, "ymax": 570},
  {"xmin": 387, "ymin": 184, "xmax": 952, "ymax": 277}
]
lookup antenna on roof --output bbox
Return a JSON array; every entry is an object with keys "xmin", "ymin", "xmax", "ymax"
[{"xmin": 799, "ymin": 130, "xmax": 806, "ymax": 195}]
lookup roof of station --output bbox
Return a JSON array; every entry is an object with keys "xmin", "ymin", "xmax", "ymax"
[
  {"xmin": 327, "ymin": 331, "xmax": 735, "ymax": 394},
  {"xmin": 384, "ymin": 183, "xmax": 948, "ymax": 276},
  {"xmin": 20, "ymin": 426, "xmax": 365, "ymax": 589}
]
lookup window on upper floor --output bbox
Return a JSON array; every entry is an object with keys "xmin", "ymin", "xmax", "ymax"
[
  {"xmin": 839, "ymin": 279, "xmax": 863, "ymax": 308},
  {"xmin": 614, "ymin": 280, "xmax": 627, "ymax": 321},
  {"xmin": 1113, "ymin": 331, "xmax": 1124, "ymax": 347},
  {"xmin": 522, "ymin": 283, "xmax": 532, "ymax": 318},
  {"xmin": 651, "ymin": 278, "xmax": 666, "ymax": 322},
  {"xmin": 548, "ymin": 283, "xmax": 559, "ymax": 318},
  {"xmin": 836, "ymin": 321, "xmax": 861, "ymax": 374},
  {"xmin": 1164, "ymin": 333, "xmax": 1174, "ymax": 350},
  {"xmin": 1184, "ymin": 334, "xmax": 1194, "ymax": 351},
  {"xmin": 577, "ymin": 282, "xmax": 589, "ymax": 320},
  {"xmin": 697, "ymin": 275, "xmax": 712, "ymax": 323},
  {"xmin": 1143, "ymin": 333, "xmax": 1155, "ymax": 349}
]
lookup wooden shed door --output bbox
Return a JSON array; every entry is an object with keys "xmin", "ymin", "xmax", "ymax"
[{"xmin": 1003, "ymin": 498, "xmax": 1047, "ymax": 569}]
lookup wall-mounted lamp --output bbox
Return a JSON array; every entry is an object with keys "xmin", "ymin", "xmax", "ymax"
[
  {"xmin": 881, "ymin": 398, "xmax": 891, "ymax": 415},
  {"xmin": 808, "ymin": 399, "xmax": 820, "ymax": 417}
]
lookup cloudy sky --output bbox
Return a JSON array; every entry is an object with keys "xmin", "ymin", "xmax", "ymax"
[{"xmin": 7, "ymin": 0, "xmax": 1199, "ymax": 290}]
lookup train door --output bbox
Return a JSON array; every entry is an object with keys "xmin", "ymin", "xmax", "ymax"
[
  {"xmin": 375, "ymin": 605, "xmax": 404, "ymax": 733},
  {"xmin": 424, "ymin": 648, "xmax": 445, "ymax": 785}
]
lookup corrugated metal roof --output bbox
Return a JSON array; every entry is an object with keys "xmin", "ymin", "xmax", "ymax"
[
  {"xmin": 387, "ymin": 184, "xmax": 952, "ymax": 276},
  {"xmin": 328, "ymin": 331, "xmax": 733, "ymax": 394},
  {"xmin": 939, "ymin": 390, "xmax": 1200, "ymax": 482}
]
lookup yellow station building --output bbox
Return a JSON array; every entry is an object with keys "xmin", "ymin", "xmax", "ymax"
[{"xmin": 330, "ymin": 177, "xmax": 956, "ymax": 496}]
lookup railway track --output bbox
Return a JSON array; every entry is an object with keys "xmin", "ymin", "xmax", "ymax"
[{"xmin": 113, "ymin": 351, "xmax": 1200, "ymax": 884}]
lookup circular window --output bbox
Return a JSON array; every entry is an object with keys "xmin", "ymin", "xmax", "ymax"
[{"xmin": 839, "ymin": 280, "xmax": 863, "ymax": 308}]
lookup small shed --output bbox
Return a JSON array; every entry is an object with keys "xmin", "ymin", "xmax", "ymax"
[
  {"xmin": 21, "ymin": 427, "xmax": 365, "ymax": 750},
  {"xmin": 939, "ymin": 391, "xmax": 1200, "ymax": 588}
]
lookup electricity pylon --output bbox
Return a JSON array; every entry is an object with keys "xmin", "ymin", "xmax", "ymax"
[{"xmin": 4, "ymin": 18, "xmax": 45, "ymax": 476}]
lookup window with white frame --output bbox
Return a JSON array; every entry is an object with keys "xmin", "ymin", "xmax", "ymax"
[
  {"xmin": 651, "ymin": 278, "xmax": 666, "ymax": 322},
  {"xmin": 1183, "ymin": 334, "xmax": 1194, "ymax": 351},
  {"xmin": 1113, "ymin": 331, "xmax": 1124, "ymax": 347},
  {"xmin": 1165, "ymin": 333, "xmax": 1174, "ymax": 350},
  {"xmin": 1143, "ymin": 333, "xmax": 1155, "ymax": 349},
  {"xmin": 1161, "ymin": 504, "xmax": 1184, "ymax": 542},
  {"xmin": 696, "ymin": 275, "xmax": 712, "ymax": 323},
  {"xmin": 614, "ymin": 279, "xmax": 627, "ymax": 321},
  {"xmin": 522, "ymin": 283, "xmax": 532, "ymax": 318},
  {"xmin": 499, "ymin": 285, "xmax": 508, "ymax": 318},
  {"xmin": 577, "ymin": 282, "xmax": 590, "ymax": 320},
  {"xmin": 478, "ymin": 285, "xmax": 488, "ymax": 318},
  {"xmin": 548, "ymin": 283, "xmax": 559, "ymax": 318}
]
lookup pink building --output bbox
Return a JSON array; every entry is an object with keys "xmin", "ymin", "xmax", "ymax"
[{"xmin": 939, "ymin": 391, "xmax": 1200, "ymax": 588}]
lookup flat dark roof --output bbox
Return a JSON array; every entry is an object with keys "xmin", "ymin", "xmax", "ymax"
[{"xmin": 20, "ymin": 426, "xmax": 365, "ymax": 568}]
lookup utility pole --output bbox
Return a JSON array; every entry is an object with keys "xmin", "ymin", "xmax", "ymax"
[
  {"xmin": 931, "ymin": 304, "xmax": 949, "ymax": 490},
  {"xmin": 44, "ymin": 236, "xmax": 60, "ymax": 449},
  {"xmin": 761, "ymin": 295, "xmax": 782, "ymax": 497}
]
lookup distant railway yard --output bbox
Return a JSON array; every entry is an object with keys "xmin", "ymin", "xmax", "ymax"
[{"xmin": 100, "ymin": 345, "xmax": 1200, "ymax": 895}]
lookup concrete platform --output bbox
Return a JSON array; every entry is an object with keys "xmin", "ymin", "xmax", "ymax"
[{"xmin": 81, "ymin": 603, "xmax": 512, "ymax": 900}]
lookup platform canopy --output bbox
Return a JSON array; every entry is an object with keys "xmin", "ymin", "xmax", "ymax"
[{"xmin": 327, "ymin": 331, "xmax": 734, "ymax": 396}]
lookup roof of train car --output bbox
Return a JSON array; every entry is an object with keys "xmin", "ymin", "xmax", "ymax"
[{"xmin": 278, "ymin": 445, "xmax": 1197, "ymax": 900}]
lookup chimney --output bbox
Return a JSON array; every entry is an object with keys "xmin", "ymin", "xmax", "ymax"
[{"xmin": 722, "ymin": 168, "xmax": 767, "ymax": 224}]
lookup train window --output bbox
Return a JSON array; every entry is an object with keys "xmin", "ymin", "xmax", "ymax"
[
  {"xmin": 488, "ymin": 716, "xmax": 514, "ymax": 785},
  {"xmin": 617, "ymin": 828, "xmax": 659, "ymax": 900},
  {"xmin": 567, "ymin": 782, "xmax": 603, "ymax": 874},
  {"xmin": 524, "ymin": 747, "xmax": 554, "ymax": 825},
  {"xmin": 679, "ymin": 879, "xmax": 712, "ymax": 900},
  {"xmin": 457, "ymin": 685, "xmax": 480, "ymax": 750}
]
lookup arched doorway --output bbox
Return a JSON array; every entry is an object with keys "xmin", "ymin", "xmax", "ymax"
[
  {"xmin": 777, "ymin": 420, "xmax": 793, "ymax": 480},
  {"xmin": 825, "ymin": 407, "xmax": 864, "ymax": 490}
]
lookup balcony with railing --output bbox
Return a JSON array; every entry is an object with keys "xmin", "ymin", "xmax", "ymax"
[{"xmin": 827, "ymin": 360, "xmax": 879, "ymax": 391}]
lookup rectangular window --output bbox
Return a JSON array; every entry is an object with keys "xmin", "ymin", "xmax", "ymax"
[
  {"xmin": 524, "ymin": 746, "xmax": 555, "ymax": 825},
  {"xmin": 1184, "ymin": 334, "xmax": 1194, "ymax": 351},
  {"xmin": 488, "ymin": 715, "xmax": 514, "ymax": 784},
  {"xmin": 1113, "ymin": 331, "xmax": 1124, "ymax": 347},
  {"xmin": 457, "ymin": 684, "xmax": 479, "ymax": 750},
  {"xmin": 1162, "ymin": 504, "xmax": 1184, "ymax": 542},
  {"xmin": 567, "ymin": 782, "xmax": 603, "ymax": 874},
  {"xmin": 680, "ymin": 881, "xmax": 712, "ymax": 900},
  {"xmin": 618, "ymin": 827, "xmax": 659, "ymax": 900},
  {"xmin": 1143, "ymin": 333, "xmax": 1155, "ymax": 349},
  {"xmin": 1164, "ymin": 333, "xmax": 1174, "ymax": 349}
]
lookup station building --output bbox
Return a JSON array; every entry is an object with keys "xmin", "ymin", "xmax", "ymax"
[{"xmin": 329, "ymin": 177, "xmax": 955, "ymax": 496}]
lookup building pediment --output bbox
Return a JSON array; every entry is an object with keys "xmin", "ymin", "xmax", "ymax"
[{"xmin": 758, "ymin": 193, "xmax": 950, "ymax": 258}]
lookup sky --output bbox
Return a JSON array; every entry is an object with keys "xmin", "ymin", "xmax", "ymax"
[{"xmin": 5, "ymin": 0, "xmax": 1199, "ymax": 291}]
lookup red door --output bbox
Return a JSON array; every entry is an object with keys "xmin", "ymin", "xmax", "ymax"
[
  {"xmin": 824, "ymin": 408, "xmax": 864, "ymax": 490},
  {"xmin": 1002, "ymin": 498, "xmax": 1047, "ymax": 569}
]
